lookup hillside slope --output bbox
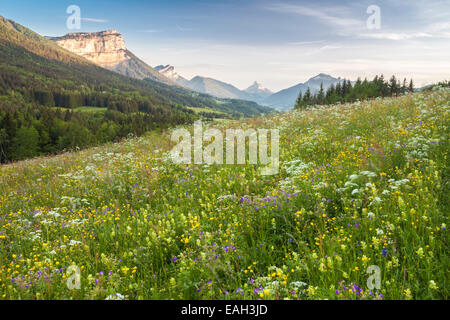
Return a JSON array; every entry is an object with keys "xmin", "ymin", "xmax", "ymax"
[
  {"xmin": 188, "ymin": 76, "xmax": 251, "ymax": 100},
  {"xmin": 0, "ymin": 88, "xmax": 448, "ymax": 299}
]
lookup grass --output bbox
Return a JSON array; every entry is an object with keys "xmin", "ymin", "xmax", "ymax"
[
  {"xmin": 0, "ymin": 88, "xmax": 448, "ymax": 300},
  {"xmin": 52, "ymin": 106, "xmax": 108, "ymax": 113},
  {"xmin": 186, "ymin": 106, "xmax": 227, "ymax": 116},
  {"xmin": 74, "ymin": 106, "xmax": 108, "ymax": 113}
]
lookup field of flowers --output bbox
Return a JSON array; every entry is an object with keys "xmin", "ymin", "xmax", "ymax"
[{"xmin": 0, "ymin": 88, "xmax": 448, "ymax": 300}]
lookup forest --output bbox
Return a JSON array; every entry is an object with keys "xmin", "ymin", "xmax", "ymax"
[{"xmin": 0, "ymin": 95, "xmax": 195, "ymax": 162}]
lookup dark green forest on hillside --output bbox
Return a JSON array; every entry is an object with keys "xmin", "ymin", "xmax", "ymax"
[
  {"xmin": 0, "ymin": 16, "xmax": 271, "ymax": 163},
  {"xmin": 0, "ymin": 96, "xmax": 192, "ymax": 162}
]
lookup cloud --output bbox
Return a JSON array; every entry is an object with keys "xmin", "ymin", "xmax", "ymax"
[
  {"xmin": 142, "ymin": 29, "xmax": 160, "ymax": 33},
  {"xmin": 428, "ymin": 22, "xmax": 450, "ymax": 32},
  {"xmin": 288, "ymin": 40, "xmax": 325, "ymax": 46},
  {"xmin": 176, "ymin": 24, "xmax": 193, "ymax": 32},
  {"xmin": 359, "ymin": 29, "xmax": 450, "ymax": 40},
  {"xmin": 80, "ymin": 18, "xmax": 108, "ymax": 23},
  {"xmin": 318, "ymin": 45, "xmax": 341, "ymax": 51},
  {"xmin": 266, "ymin": 4, "xmax": 363, "ymax": 28},
  {"xmin": 359, "ymin": 32, "xmax": 434, "ymax": 41}
]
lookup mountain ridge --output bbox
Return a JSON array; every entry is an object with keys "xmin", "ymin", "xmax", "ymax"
[
  {"xmin": 154, "ymin": 65, "xmax": 273, "ymax": 104},
  {"xmin": 153, "ymin": 64, "xmax": 347, "ymax": 110},
  {"xmin": 48, "ymin": 26, "xmax": 347, "ymax": 112},
  {"xmin": 50, "ymin": 30, "xmax": 177, "ymax": 86}
]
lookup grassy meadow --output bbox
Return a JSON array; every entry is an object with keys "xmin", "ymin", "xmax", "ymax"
[{"xmin": 0, "ymin": 88, "xmax": 448, "ymax": 300}]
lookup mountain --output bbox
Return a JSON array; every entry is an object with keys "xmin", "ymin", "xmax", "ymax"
[
  {"xmin": 51, "ymin": 30, "xmax": 278, "ymax": 109},
  {"xmin": 263, "ymin": 73, "xmax": 344, "ymax": 111},
  {"xmin": 0, "ymin": 16, "xmax": 271, "ymax": 117},
  {"xmin": 154, "ymin": 64, "xmax": 191, "ymax": 87},
  {"xmin": 154, "ymin": 65, "xmax": 251, "ymax": 100},
  {"xmin": 187, "ymin": 76, "xmax": 252, "ymax": 100},
  {"xmin": 152, "ymin": 66, "xmax": 344, "ymax": 111},
  {"xmin": 244, "ymin": 81, "xmax": 273, "ymax": 99},
  {"xmin": 49, "ymin": 30, "xmax": 176, "ymax": 86},
  {"xmin": 154, "ymin": 65, "xmax": 274, "ymax": 104},
  {"xmin": 47, "ymin": 30, "xmax": 347, "ymax": 113},
  {"xmin": 243, "ymin": 81, "xmax": 273, "ymax": 104},
  {"xmin": 0, "ymin": 16, "xmax": 272, "ymax": 161}
]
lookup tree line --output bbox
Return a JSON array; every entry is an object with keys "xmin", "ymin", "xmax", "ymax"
[
  {"xmin": 295, "ymin": 75, "xmax": 415, "ymax": 110},
  {"xmin": 0, "ymin": 94, "xmax": 194, "ymax": 163}
]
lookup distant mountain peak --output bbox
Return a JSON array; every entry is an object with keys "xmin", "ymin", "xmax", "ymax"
[
  {"xmin": 155, "ymin": 64, "xmax": 173, "ymax": 72},
  {"xmin": 249, "ymin": 81, "xmax": 263, "ymax": 89},
  {"xmin": 155, "ymin": 64, "xmax": 178, "ymax": 78},
  {"xmin": 155, "ymin": 65, "xmax": 190, "ymax": 87},
  {"xmin": 245, "ymin": 81, "xmax": 272, "ymax": 95},
  {"xmin": 310, "ymin": 73, "xmax": 334, "ymax": 81},
  {"xmin": 262, "ymin": 74, "xmax": 344, "ymax": 111}
]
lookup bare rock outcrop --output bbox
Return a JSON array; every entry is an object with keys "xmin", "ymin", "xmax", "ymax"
[{"xmin": 50, "ymin": 30, "xmax": 177, "ymax": 86}]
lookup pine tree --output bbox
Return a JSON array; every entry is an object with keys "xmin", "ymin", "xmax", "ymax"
[
  {"xmin": 402, "ymin": 78, "xmax": 408, "ymax": 94},
  {"xmin": 378, "ymin": 75, "xmax": 388, "ymax": 97},
  {"xmin": 335, "ymin": 82, "xmax": 342, "ymax": 99},
  {"xmin": 303, "ymin": 87, "xmax": 312, "ymax": 106},
  {"xmin": 346, "ymin": 80, "xmax": 353, "ymax": 96},
  {"xmin": 317, "ymin": 83, "xmax": 325, "ymax": 104},
  {"xmin": 295, "ymin": 91, "xmax": 303, "ymax": 109},
  {"xmin": 342, "ymin": 79, "xmax": 347, "ymax": 99},
  {"xmin": 389, "ymin": 75, "xmax": 398, "ymax": 96},
  {"xmin": 408, "ymin": 79, "xmax": 414, "ymax": 92}
]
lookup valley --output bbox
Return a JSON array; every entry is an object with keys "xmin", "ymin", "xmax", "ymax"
[{"xmin": 0, "ymin": 16, "xmax": 272, "ymax": 162}]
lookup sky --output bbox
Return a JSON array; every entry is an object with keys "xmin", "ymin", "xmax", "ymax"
[{"xmin": 1, "ymin": 0, "xmax": 450, "ymax": 92}]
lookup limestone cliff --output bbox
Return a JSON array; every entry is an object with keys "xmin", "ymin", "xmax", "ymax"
[
  {"xmin": 51, "ymin": 30, "xmax": 128, "ymax": 67},
  {"xmin": 49, "ymin": 30, "xmax": 176, "ymax": 86}
]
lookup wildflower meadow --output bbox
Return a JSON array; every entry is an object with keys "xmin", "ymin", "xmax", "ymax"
[{"xmin": 0, "ymin": 88, "xmax": 448, "ymax": 300}]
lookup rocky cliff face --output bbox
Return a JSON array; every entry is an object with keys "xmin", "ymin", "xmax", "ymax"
[
  {"xmin": 50, "ymin": 30, "xmax": 176, "ymax": 86},
  {"xmin": 154, "ymin": 65, "xmax": 191, "ymax": 87},
  {"xmin": 51, "ymin": 30, "xmax": 128, "ymax": 67}
]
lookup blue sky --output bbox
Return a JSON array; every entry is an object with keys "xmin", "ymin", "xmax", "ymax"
[{"xmin": 2, "ymin": 0, "xmax": 450, "ymax": 91}]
